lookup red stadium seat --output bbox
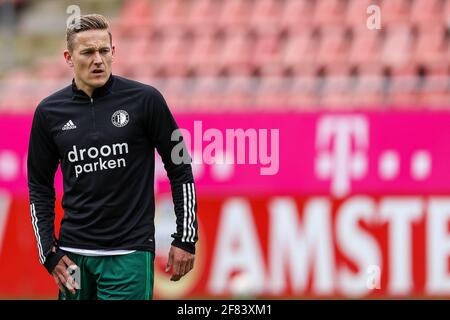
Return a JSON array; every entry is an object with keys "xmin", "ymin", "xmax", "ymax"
[
  {"xmin": 154, "ymin": 0, "xmax": 189, "ymax": 29},
  {"xmin": 187, "ymin": 0, "xmax": 222, "ymax": 29},
  {"xmin": 381, "ymin": 26, "xmax": 415, "ymax": 70},
  {"xmin": 410, "ymin": 0, "xmax": 445, "ymax": 27},
  {"xmin": 187, "ymin": 31, "xmax": 221, "ymax": 76},
  {"xmin": 281, "ymin": 30, "xmax": 318, "ymax": 74},
  {"xmin": 414, "ymin": 25, "xmax": 448, "ymax": 69},
  {"xmin": 349, "ymin": 28, "xmax": 383, "ymax": 66},
  {"xmin": 2, "ymin": 0, "xmax": 450, "ymax": 111},
  {"xmin": 313, "ymin": 0, "xmax": 348, "ymax": 27},
  {"xmin": 381, "ymin": 0, "xmax": 411, "ymax": 27},
  {"xmin": 252, "ymin": 30, "xmax": 282, "ymax": 72},
  {"xmin": 316, "ymin": 27, "xmax": 351, "ymax": 67},
  {"xmin": 217, "ymin": 30, "xmax": 255, "ymax": 76},
  {"xmin": 116, "ymin": 0, "xmax": 153, "ymax": 36},
  {"xmin": 445, "ymin": 0, "xmax": 450, "ymax": 20},
  {"xmin": 280, "ymin": 0, "xmax": 315, "ymax": 33},
  {"xmin": 218, "ymin": 0, "xmax": 253, "ymax": 30},
  {"xmin": 249, "ymin": 0, "xmax": 282, "ymax": 33},
  {"xmin": 115, "ymin": 31, "xmax": 156, "ymax": 76},
  {"xmin": 34, "ymin": 56, "xmax": 68, "ymax": 80},
  {"xmin": 156, "ymin": 31, "xmax": 191, "ymax": 77},
  {"xmin": 346, "ymin": 0, "xmax": 378, "ymax": 27}
]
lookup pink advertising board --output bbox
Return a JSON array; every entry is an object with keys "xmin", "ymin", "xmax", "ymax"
[
  {"xmin": 2, "ymin": 111, "xmax": 450, "ymax": 298},
  {"xmin": 0, "ymin": 112, "xmax": 449, "ymax": 197}
]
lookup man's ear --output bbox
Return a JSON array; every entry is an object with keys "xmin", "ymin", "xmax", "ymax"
[
  {"xmin": 111, "ymin": 45, "xmax": 115, "ymax": 61},
  {"xmin": 64, "ymin": 50, "xmax": 74, "ymax": 68}
]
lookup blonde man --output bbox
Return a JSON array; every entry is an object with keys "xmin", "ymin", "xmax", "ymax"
[{"xmin": 27, "ymin": 14, "xmax": 198, "ymax": 300}]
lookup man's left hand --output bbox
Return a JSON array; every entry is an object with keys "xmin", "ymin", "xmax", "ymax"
[{"xmin": 165, "ymin": 245, "xmax": 195, "ymax": 281}]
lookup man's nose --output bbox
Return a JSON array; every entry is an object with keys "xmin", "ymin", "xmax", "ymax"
[{"xmin": 93, "ymin": 51, "xmax": 102, "ymax": 64}]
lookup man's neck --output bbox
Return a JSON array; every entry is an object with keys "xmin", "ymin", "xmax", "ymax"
[{"xmin": 74, "ymin": 78, "xmax": 94, "ymax": 97}]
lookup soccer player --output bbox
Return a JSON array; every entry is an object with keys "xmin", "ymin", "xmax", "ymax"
[{"xmin": 27, "ymin": 14, "xmax": 198, "ymax": 300}]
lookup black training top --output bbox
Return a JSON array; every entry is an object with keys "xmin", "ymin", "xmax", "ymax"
[{"xmin": 27, "ymin": 74, "xmax": 198, "ymax": 273}]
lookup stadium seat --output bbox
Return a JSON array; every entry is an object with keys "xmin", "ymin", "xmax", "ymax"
[
  {"xmin": 316, "ymin": 27, "xmax": 351, "ymax": 66},
  {"xmin": 281, "ymin": 30, "xmax": 318, "ymax": 74},
  {"xmin": 218, "ymin": 0, "xmax": 253, "ymax": 30},
  {"xmin": 217, "ymin": 30, "xmax": 255, "ymax": 76},
  {"xmin": 313, "ymin": 0, "xmax": 348, "ymax": 27},
  {"xmin": 249, "ymin": 0, "xmax": 282, "ymax": 32},
  {"xmin": 2, "ymin": 0, "xmax": 450, "ymax": 111},
  {"xmin": 346, "ymin": 0, "xmax": 373, "ymax": 26},
  {"xmin": 348, "ymin": 28, "xmax": 383, "ymax": 66},
  {"xmin": 154, "ymin": 0, "xmax": 188, "ymax": 29},
  {"xmin": 115, "ymin": 32, "xmax": 155, "ymax": 76},
  {"xmin": 381, "ymin": 0, "xmax": 411, "ymax": 27},
  {"xmin": 116, "ymin": 0, "xmax": 152, "ymax": 35},
  {"xmin": 414, "ymin": 25, "xmax": 448, "ymax": 69},
  {"xmin": 187, "ymin": 31, "xmax": 221, "ymax": 76},
  {"xmin": 187, "ymin": 0, "xmax": 222, "ymax": 29},
  {"xmin": 381, "ymin": 26, "xmax": 415, "ymax": 70},
  {"xmin": 410, "ymin": 0, "xmax": 445, "ymax": 27},
  {"xmin": 252, "ymin": 30, "xmax": 282, "ymax": 72},
  {"xmin": 280, "ymin": 0, "xmax": 315, "ymax": 33},
  {"xmin": 153, "ymin": 30, "xmax": 192, "ymax": 74}
]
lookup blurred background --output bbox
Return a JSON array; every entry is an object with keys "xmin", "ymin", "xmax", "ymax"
[{"xmin": 0, "ymin": 0, "xmax": 449, "ymax": 299}]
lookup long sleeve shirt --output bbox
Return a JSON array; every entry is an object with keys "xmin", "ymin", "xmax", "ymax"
[{"xmin": 27, "ymin": 74, "xmax": 198, "ymax": 273}]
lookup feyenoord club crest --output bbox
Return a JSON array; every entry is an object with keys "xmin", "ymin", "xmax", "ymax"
[{"xmin": 112, "ymin": 110, "xmax": 129, "ymax": 127}]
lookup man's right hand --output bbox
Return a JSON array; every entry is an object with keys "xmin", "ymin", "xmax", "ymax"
[{"xmin": 51, "ymin": 255, "xmax": 80, "ymax": 294}]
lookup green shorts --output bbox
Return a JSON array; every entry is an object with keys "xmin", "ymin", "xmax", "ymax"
[{"xmin": 58, "ymin": 250, "xmax": 154, "ymax": 300}]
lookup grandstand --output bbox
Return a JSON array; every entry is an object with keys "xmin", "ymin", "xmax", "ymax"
[{"xmin": 0, "ymin": 0, "xmax": 449, "ymax": 112}]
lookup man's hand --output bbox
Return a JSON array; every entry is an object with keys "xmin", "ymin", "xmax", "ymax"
[
  {"xmin": 51, "ymin": 255, "xmax": 80, "ymax": 294},
  {"xmin": 165, "ymin": 245, "xmax": 195, "ymax": 281}
]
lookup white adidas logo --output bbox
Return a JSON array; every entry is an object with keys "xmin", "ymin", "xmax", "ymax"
[{"xmin": 62, "ymin": 120, "xmax": 77, "ymax": 131}]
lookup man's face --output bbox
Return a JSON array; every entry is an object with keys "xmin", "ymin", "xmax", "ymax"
[{"xmin": 64, "ymin": 29, "xmax": 115, "ymax": 94}]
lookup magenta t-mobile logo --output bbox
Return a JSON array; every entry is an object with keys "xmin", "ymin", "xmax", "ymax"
[{"xmin": 315, "ymin": 116, "xmax": 369, "ymax": 198}]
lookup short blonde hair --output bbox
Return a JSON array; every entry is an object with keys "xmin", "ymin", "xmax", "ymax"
[{"xmin": 66, "ymin": 14, "xmax": 112, "ymax": 52}]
